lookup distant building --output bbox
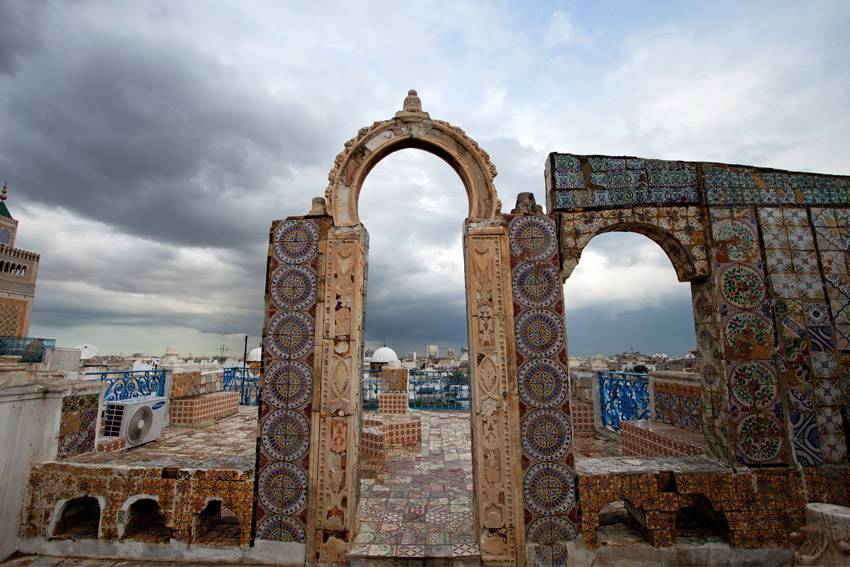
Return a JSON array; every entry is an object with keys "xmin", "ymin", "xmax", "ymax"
[
  {"xmin": 0, "ymin": 184, "xmax": 39, "ymax": 337},
  {"xmin": 426, "ymin": 344, "xmax": 439, "ymax": 359}
]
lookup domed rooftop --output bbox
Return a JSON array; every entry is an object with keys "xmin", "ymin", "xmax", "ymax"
[
  {"xmin": 247, "ymin": 347, "xmax": 262, "ymax": 362},
  {"xmin": 371, "ymin": 346, "xmax": 399, "ymax": 364}
]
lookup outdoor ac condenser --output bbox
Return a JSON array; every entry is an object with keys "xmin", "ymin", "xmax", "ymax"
[{"xmin": 101, "ymin": 397, "xmax": 167, "ymax": 447}]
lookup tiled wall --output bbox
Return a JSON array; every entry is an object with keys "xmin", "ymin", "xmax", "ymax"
[
  {"xmin": 571, "ymin": 400, "xmax": 595, "ymax": 432},
  {"xmin": 22, "ymin": 462, "xmax": 254, "ymax": 546},
  {"xmin": 621, "ymin": 421, "xmax": 705, "ymax": 457},
  {"xmin": 548, "ymin": 152, "xmax": 850, "ymax": 472},
  {"xmin": 256, "ymin": 218, "xmax": 320, "ymax": 543},
  {"xmin": 652, "ymin": 379, "xmax": 702, "ymax": 433},
  {"xmin": 57, "ymin": 394, "xmax": 99, "ymax": 460},
  {"xmin": 169, "ymin": 391, "xmax": 239, "ymax": 426},
  {"xmin": 378, "ymin": 392, "xmax": 408, "ymax": 414},
  {"xmin": 507, "ymin": 213, "xmax": 577, "ymax": 561}
]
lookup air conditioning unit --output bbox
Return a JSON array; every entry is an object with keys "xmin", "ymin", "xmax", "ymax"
[{"xmin": 101, "ymin": 397, "xmax": 167, "ymax": 447}]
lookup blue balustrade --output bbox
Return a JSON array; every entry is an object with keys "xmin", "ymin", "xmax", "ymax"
[
  {"xmin": 0, "ymin": 336, "xmax": 56, "ymax": 362},
  {"xmin": 598, "ymin": 370, "xmax": 649, "ymax": 431},
  {"xmin": 223, "ymin": 366, "xmax": 259, "ymax": 406},
  {"xmin": 90, "ymin": 370, "xmax": 166, "ymax": 402}
]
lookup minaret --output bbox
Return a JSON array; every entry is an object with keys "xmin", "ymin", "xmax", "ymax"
[{"xmin": 0, "ymin": 183, "xmax": 40, "ymax": 337}]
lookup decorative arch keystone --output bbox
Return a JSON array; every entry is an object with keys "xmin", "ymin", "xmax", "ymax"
[{"xmin": 325, "ymin": 90, "xmax": 501, "ymax": 226}]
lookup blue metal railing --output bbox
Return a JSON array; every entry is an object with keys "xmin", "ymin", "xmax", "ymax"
[
  {"xmin": 598, "ymin": 370, "xmax": 649, "ymax": 431},
  {"xmin": 362, "ymin": 369, "xmax": 471, "ymax": 411},
  {"xmin": 224, "ymin": 366, "xmax": 259, "ymax": 406},
  {"xmin": 89, "ymin": 370, "xmax": 166, "ymax": 402},
  {"xmin": 0, "ymin": 336, "xmax": 56, "ymax": 362}
]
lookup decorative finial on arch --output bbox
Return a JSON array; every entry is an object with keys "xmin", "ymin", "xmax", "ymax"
[
  {"xmin": 395, "ymin": 89, "xmax": 429, "ymax": 119},
  {"xmin": 1, "ymin": 182, "xmax": 7, "ymax": 201}
]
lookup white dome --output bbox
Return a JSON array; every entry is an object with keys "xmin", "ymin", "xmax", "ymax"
[
  {"xmin": 371, "ymin": 347, "xmax": 399, "ymax": 364},
  {"xmin": 247, "ymin": 347, "xmax": 262, "ymax": 362}
]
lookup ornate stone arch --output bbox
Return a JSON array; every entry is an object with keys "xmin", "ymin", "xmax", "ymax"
[
  {"xmin": 324, "ymin": 90, "xmax": 502, "ymax": 226},
  {"xmin": 559, "ymin": 207, "xmax": 710, "ymax": 283}
]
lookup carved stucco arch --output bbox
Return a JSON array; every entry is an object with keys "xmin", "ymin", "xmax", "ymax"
[
  {"xmin": 559, "ymin": 209, "xmax": 710, "ymax": 283},
  {"xmin": 324, "ymin": 90, "xmax": 502, "ymax": 226}
]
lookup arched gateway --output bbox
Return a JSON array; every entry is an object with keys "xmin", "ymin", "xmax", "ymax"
[
  {"xmin": 255, "ymin": 91, "xmax": 575, "ymax": 564},
  {"xmin": 257, "ymin": 92, "xmax": 850, "ymax": 565}
]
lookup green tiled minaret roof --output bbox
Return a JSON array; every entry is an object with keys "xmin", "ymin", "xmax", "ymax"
[{"xmin": 0, "ymin": 182, "xmax": 10, "ymax": 219}]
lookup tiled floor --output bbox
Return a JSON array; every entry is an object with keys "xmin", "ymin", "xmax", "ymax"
[
  {"xmin": 71, "ymin": 406, "xmax": 257, "ymax": 471},
  {"xmin": 573, "ymin": 430, "xmax": 622, "ymax": 460},
  {"xmin": 352, "ymin": 411, "xmax": 478, "ymax": 560}
]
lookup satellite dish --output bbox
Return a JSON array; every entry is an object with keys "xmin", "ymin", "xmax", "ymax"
[{"xmin": 75, "ymin": 344, "xmax": 99, "ymax": 360}]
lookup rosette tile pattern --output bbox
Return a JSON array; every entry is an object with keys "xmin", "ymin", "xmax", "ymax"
[
  {"xmin": 508, "ymin": 214, "xmax": 577, "ymax": 564},
  {"xmin": 711, "ymin": 208, "xmax": 786, "ymax": 465},
  {"xmin": 256, "ymin": 218, "xmax": 320, "ymax": 543}
]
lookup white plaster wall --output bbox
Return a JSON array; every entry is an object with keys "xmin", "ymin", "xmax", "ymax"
[{"xmin": 0, "ymin": 386, "xmax": 61, "ymax": 560}]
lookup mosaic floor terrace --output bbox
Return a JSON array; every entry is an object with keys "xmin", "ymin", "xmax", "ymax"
[
  {"xmin": 351, "ymin": 411, "xmax": 624, "ymax": 562},
  {"xmin": 71, "ymin": 406, "xmax": 257, "ymax": 471}
]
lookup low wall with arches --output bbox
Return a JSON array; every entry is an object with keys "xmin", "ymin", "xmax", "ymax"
[{"xmin": 21, "ymin": 461, "xmax": 254, "ymax": 547}]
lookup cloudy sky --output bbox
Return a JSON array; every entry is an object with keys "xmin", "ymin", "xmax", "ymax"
[{"xmin": 2, "ymin": 1, "xmax": 849, "ymax": 357}]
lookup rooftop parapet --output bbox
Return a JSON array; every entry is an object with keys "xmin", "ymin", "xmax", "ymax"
[{"xmin": 546, "ymin": 152, "xmax": 850, "ymax": 211}]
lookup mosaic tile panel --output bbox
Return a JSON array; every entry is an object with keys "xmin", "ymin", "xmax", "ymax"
[
  {"xmin": 758, "ymin": 208, "xmax": 826, "ymax": 466},
  {"xmin": 711, "ymin": 208, "xmax": 787, "ymax": 465},
  {"xmin": 652, "ymin": 380, "xmax": 702, "ymax": 433},
  {"xmin": 57, "ymin": 394, "xmax": 99, "ymax": 460},
  {"xmin": 507, "ymin": 213, "xmax": 577, "ymax": 564},
  {"xmin": 808, "ymin": 208, "xmax": 850, "ymax": 462},
  {"xmin": 256, "ymin": 218, "xmax": 320, "ymax": 542},
  {"xmin": 705, "ymin": 166, "xmax": 850, "ymax": 206},
  {"xmin": 548, "ymin": 154, "xmax": 700, "ymax": 208},
  {"xmin": 547, "ymin": 153, "xmax": 850, "ymax": 209}
]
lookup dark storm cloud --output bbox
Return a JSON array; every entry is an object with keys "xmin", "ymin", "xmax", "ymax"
[
  {"xmin": 0, "ymin": 4, "xmax": 330, "ymax": 250},
  {"xmin": 0, "ymin": 1, "xmax": 45, "ymax": 74}
]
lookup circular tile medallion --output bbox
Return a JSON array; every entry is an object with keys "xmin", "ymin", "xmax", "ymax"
[
  {"xmin": 720, "ymin": 264, "xmax": 766, "ymax": 309},
  {"xmin": 515, "ymin": 309, "xmax": 564, "ymax": 358},
  {"xmin": 509, "ymin": 216, "xmax": 557, "ymax": 260},
  {"xmin": 271, "ymin": 265, "xmax": 317, "ymax": 311},
  {"xmin": 523, "ymin": 462, "xmax": 576, "ymax": 515},
  {"xmin": 518, "ymin": 359, "xmax": 569, "ymax": 409},
  {"xmin": 267, "ymin": 312, "xmax": 314, "ymax": 359},
  {"xmin": 513, "ymin": 261, "xmax": 560, "ymax": 309},
  {"xmin": 737, "ymin": 414, "xmax": 783, "ymax": 464},
  {"xmin": 730, "ymin": 361, "xmax": 777, "ymax": 408},
  {"xmin": 521, "ymin": 409, "xmax": 573, "ymax": 461},
  {"xmin": 273, "ymin": 220, "xmax": 319, "ymax": 265},
  {"xmin": 255, "ymin": 514, "xmax": 306, "ymax": 542},
  {"xmin": 724, "ymin": 312, "xmax": 770, "ymax": 354},
  {"xmin": 264, "ymin": 360, "xmax": 313, "ymax": 409},
  {"xmin": 258, "ymin": 462, "xmax": 308, "ymax": 516},
  {"xmin": 261, "ymin": 409, "xmax": 310, "ymax": 461}
]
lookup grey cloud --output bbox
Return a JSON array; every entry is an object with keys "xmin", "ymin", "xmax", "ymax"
[
  {"xmin": 1, "ymin": 7, "xmax": 331, "ymax": 250},
  {"xmin": 0, "ymin": 1, "xmax": 45, "ymax": 74}
]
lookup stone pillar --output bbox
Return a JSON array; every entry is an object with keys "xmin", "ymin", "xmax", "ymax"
[
  {"xmin": 464, "ymin": 219, "xmax": 526, "ymax": 565},
  {"xmin": 310, "ymin": 224, "xmax": 368, "ymax": 564}
]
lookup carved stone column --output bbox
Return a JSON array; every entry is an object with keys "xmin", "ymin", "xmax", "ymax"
[
  {"xmin": 464, "ymin": 219, "xmax": 526, "ymax": 565},
  {"xmin": 309, "ymin": 224, "xmax": 368, "ymax": 564}
]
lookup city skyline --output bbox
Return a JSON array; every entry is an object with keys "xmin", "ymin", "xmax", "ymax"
[{"xmin": 3, "ymin": 2, "xmax": 848, "ymax": 356}]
